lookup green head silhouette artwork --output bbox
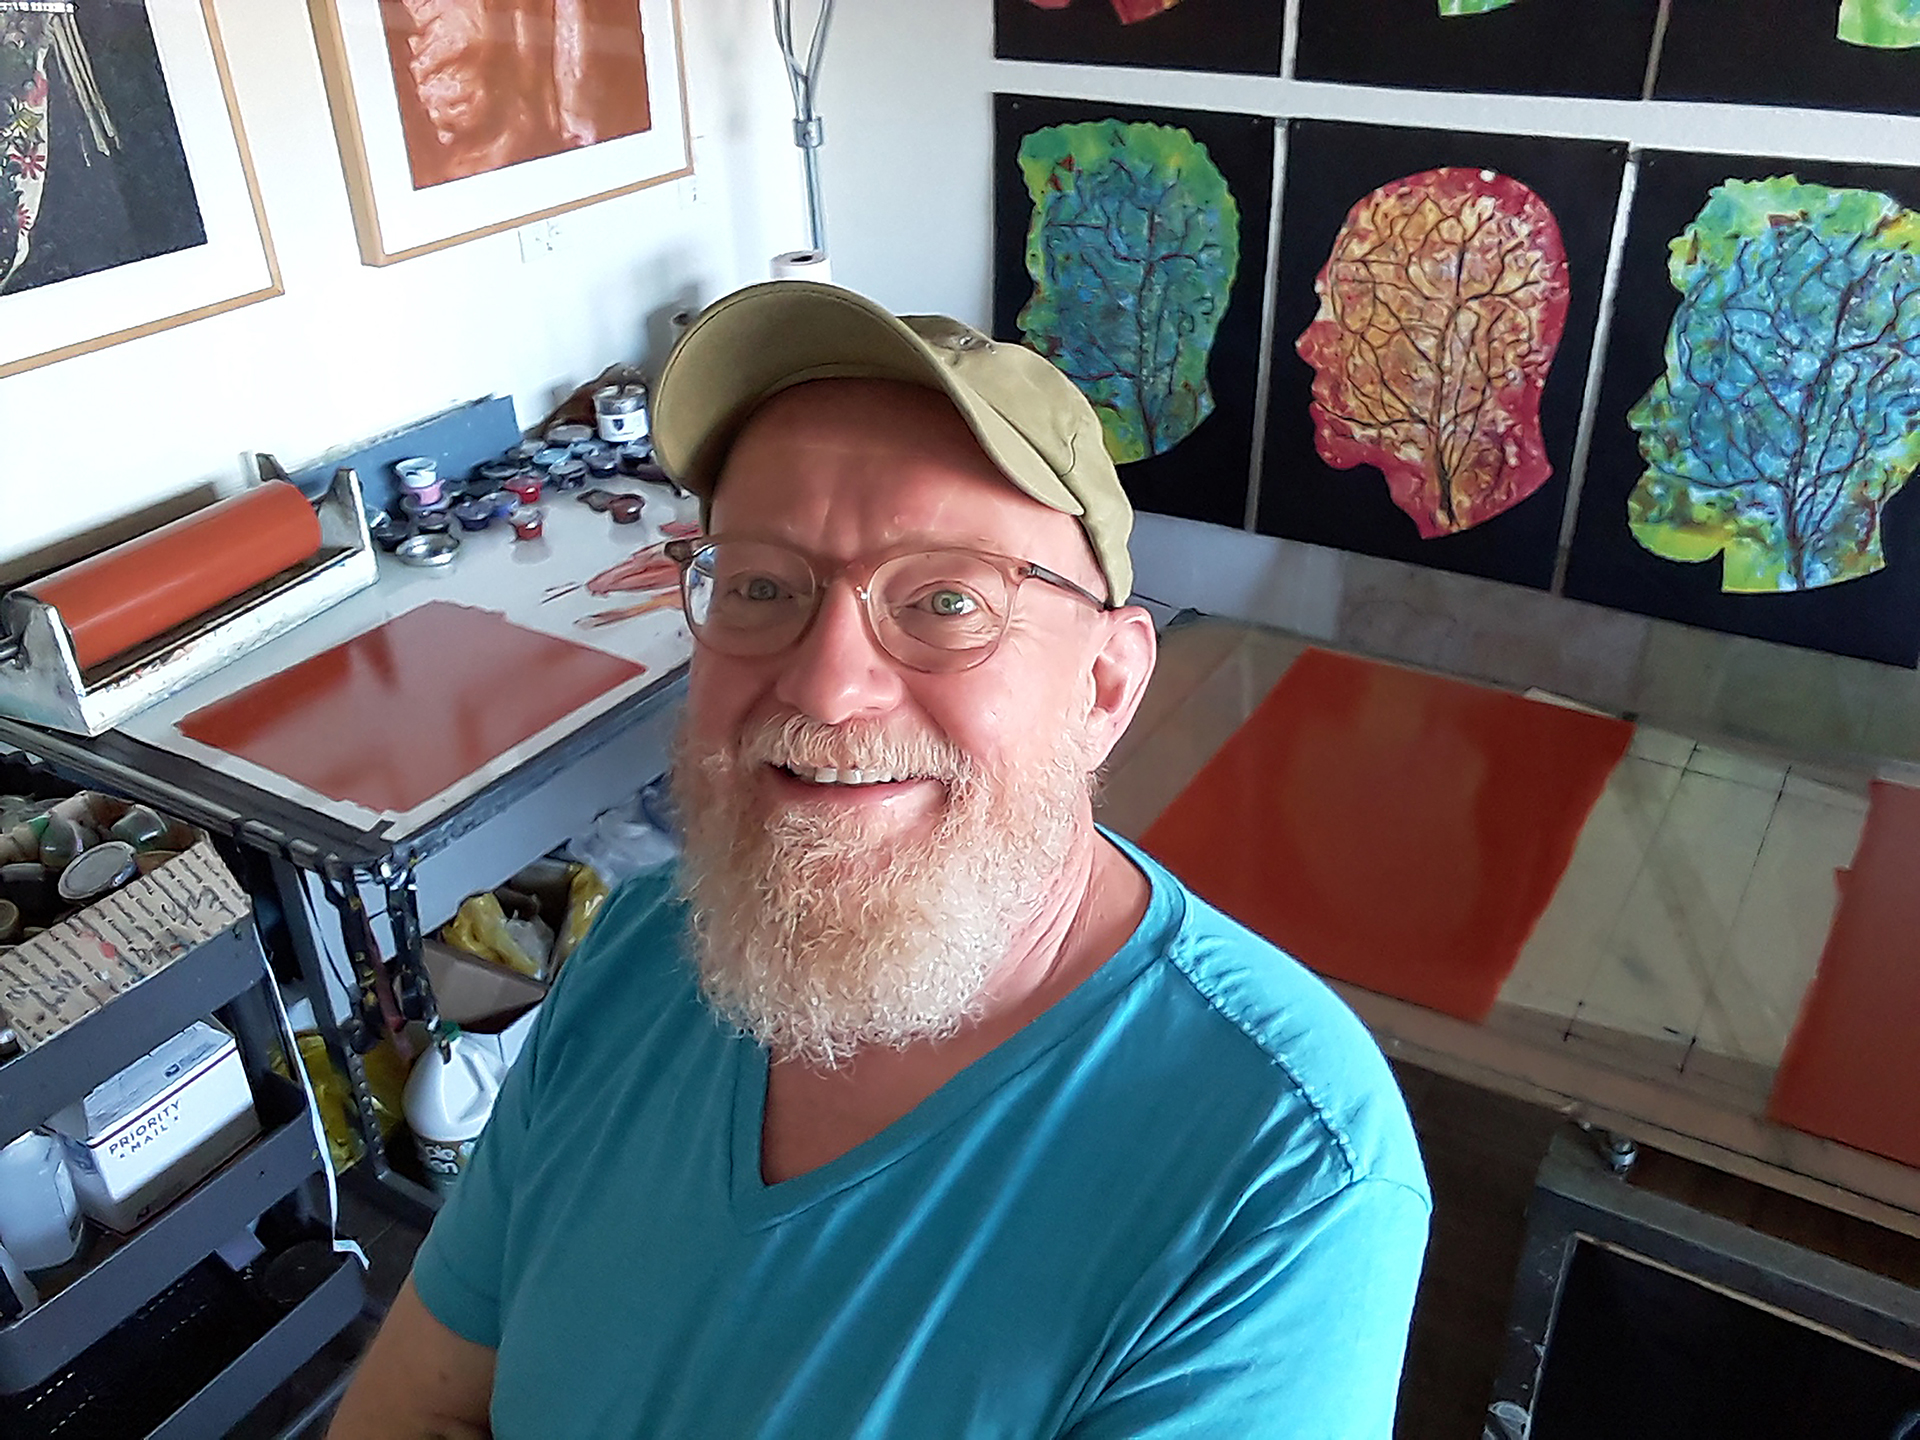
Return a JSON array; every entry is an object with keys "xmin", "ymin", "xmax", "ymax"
[{"xmin": 1016, "ymin": 119, "xmax": 1240, "ymax": 464}]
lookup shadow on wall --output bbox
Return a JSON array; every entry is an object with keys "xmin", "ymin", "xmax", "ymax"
[{"xmin": 0, "ymin": 484, "xmax": 220, "ymax": 590}]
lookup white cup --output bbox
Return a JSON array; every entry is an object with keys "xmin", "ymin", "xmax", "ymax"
[{"xmin": 0, "ymin": 1131, "xmax": 82, "ymax": 1271}]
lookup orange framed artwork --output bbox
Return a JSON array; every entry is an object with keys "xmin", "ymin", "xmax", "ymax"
[{"xmin": 308, "ymin": 0, "xmax": 692, "ymax": 265}]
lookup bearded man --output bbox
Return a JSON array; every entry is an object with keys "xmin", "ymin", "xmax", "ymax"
[{"xmin": 330, "ymin": 281, "xmax": 1429, "ymax": 1440}]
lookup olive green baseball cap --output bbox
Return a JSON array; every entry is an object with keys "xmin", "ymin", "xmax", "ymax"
[{"xmin": 652, "ymin": 280, "xmax": 1134, "ymax": 603}]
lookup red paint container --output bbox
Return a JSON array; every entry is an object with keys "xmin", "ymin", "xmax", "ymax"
[
  {"xmin": 504, "ymin": 473, "xmax": 544, "ymax": 505},
  {"xmin": 510, "ymin": 506, "xmax": 546, "ymax": 541}
]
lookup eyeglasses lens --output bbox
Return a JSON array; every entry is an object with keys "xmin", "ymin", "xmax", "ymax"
[{"xmin": 682, "ymin": 542, "xmax": 1015, "ymax": 670}]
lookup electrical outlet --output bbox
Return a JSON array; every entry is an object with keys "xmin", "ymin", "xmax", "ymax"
[{"xmin": 518, "ymin": 219, "xmax": 558, "ymax": 264}]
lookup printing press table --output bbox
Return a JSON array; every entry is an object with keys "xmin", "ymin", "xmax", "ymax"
[
  {"xmin": 0, "ymin": 400, "xmax": 692, "ymax": 1225},
  {"xmin": 1098, "ymin": 614, "xmax": 1920, "ymax": 1241}
]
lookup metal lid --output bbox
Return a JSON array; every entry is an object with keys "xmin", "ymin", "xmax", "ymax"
[
  {"xmin": 57, "ymin": 841, "xmax": 137, "ymax": 902},
  {"xmin": 395, "ymin": 532, "xmax": 461, "ymax": 568}
]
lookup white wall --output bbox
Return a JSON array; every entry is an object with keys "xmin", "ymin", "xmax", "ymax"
[{"xmin": 0, "ymin": 0, "xmax": 811, "ymax": 577}]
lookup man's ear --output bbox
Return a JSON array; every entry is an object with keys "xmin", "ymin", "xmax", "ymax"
[{"xmin": 1082, "ymin": 606, "xmax": 1158, "ymax": 769}]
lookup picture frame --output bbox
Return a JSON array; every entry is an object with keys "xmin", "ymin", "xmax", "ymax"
[
  {"xmin": 0, "ymin": 0, "xmax": 280, "ymax": 380},
  {"xmin": 308, "ymin": 0, "xmax": 693, "ymax": 267}
]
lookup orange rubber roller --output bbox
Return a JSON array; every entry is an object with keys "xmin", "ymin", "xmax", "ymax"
[{"xmin": 25, "ymin": 482, "xmax": 323, "ymax": 670}]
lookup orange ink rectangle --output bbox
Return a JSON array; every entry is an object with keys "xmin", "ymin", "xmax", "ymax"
[
  {"xmin": 179, "ymin": 600, "xmax": 645, "ymax": 815},
  {"xmin": 1768, "ymin": 781, "xmax": 1920, "ymax": 1170},
  {"xmin": 1143, "ymin": 647, "xmax": 1630, "ymax": 1023}
]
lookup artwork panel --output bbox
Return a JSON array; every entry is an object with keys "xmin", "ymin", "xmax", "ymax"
[
  {"xmin": 313, "ymin": 0, "xmax": 689, "ymax": 263},
  {"xmin": 992, "ymin": 93, "xmax": 1274, "ymax": 532},
  {"xmin": 380, "ymin": 0, "xmax": 653, "ymax": 191},
  {"xmin": 1564, "ymin": 148, "xmax": 1920, "ymax": 667},
  {"xmin": 993, "ymin": 0, "xmax": 1283, "ymax": 76},
  {"xmin": 1259, "ymin": 120, "xmax": 1627, "ymax": 591},
  {"xmin": 1656, "ymin": 0, "xmax": 1920, "ymax": 114},
  {"xmin": 0, "ymin": 0, "xmax": 278, "ymax": 379},
  {"xmin": 1294, "ymin": 0, "xmax": 1659, "ymax": 100},
  {"xmin": 1, "ymin": 2, "xmax": 204, "ymax": 296}
]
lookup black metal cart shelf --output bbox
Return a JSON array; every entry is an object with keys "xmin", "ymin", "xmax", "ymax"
[{"xmin": 0, "ymin": 843, "xmax": 364, "ymax": 1438}]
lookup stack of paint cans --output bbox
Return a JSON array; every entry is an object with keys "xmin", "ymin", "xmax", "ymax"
[{"xmin": 592, "ymin": 382, "xmax": 650, "ymax": 447}]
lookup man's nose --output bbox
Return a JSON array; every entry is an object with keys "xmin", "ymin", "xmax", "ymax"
[{"xmin": 771, "ymin": 580, "xmax": 905, "ymax": 725}]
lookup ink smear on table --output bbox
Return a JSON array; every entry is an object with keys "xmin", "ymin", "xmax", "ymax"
[
  {"xmin": 179, "ymin": 601, "xmax": 644, "ymax": 815},
  {"xmin": 1143, "ymin": 648, "xmax": 1630, "ymax": 1022},
  {"xmin": 1768, "ymin": 780, "xmax": 1920, "ymax": 1170}
]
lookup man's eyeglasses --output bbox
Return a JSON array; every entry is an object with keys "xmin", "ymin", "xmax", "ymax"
[{"xmin": 664, "ymin": 537, "xmax": 1110, "ymax": 674}]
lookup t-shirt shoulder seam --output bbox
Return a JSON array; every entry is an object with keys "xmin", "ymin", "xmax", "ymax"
[{"xmin": 1163, "ymin": 950, "xmax": 1366, "ymax": 1182}]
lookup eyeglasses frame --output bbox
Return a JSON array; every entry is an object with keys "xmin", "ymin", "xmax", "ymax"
[{"xmin": 663, "ymin": 535, "xmax": 1112, "ymax": 672}]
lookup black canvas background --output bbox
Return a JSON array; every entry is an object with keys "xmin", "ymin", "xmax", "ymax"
[
  {"xmin": 1656, "ymin": 0, "xmax": 1920, "ymax": 114},
  {"xmin": 1259, "ymin": 121, "xmax": 1626, "ymax": 591},
  {"xmin": 992, "ymin": 93, "xmax": 1275, "ymax": 530},
  {"xmin": 4, "ymin": 0, "xmax": 204, "ymax": 295},
  {"xmin": 1294, "ymin": 0, "xmax": 1660, "ymax": 100},
  {"xmin": 1563, "ymin": 148, "xmax": 1920, "ymax": 667},
  {"xmin": 993, "ymin": 0, "xmax": 1284, "ymax": 76}
]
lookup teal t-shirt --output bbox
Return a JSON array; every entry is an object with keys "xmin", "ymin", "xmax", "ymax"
[{"xmin": 413, "ymin": 835, "xmax": 1430, "ymax": 1438}]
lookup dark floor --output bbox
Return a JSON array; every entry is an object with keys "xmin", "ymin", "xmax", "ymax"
[{"xmin": 230, "ymin": 1061, "xmax": 1569, "ymax": 1439}]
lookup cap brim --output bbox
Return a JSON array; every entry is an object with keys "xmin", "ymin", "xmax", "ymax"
[{"xmin": 653, "ymin": 282, "xmax": 1083, "ymax": 518}]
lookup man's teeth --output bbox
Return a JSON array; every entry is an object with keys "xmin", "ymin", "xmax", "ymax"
[{"xmin": 783, "ymin": 764, "xmax": 904, "ymax": 785}]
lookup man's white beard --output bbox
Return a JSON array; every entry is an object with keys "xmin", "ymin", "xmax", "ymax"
[{"xmin": 673, "ymin": 711, "xmax": 1091, "ymax": 1069}]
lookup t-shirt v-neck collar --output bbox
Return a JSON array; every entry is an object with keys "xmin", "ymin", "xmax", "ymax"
[{"xmin": 727, "ymin": 833, "xmax": 1180, "ymax": 1230}]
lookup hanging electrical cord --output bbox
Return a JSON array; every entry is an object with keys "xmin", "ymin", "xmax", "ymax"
[{"xmin": 772, "ymin": 0, "xmax": 836, "ymax": 255}]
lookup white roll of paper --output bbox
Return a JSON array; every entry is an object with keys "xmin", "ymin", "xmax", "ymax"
[{"xmin": 771, "ymin": 249, "xmax": 833, "ymax": 282}]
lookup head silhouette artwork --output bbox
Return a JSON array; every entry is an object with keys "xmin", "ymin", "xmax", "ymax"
[{"xmin": 1296, "ymin": 167, "xmax": 1569, "ymax": 539}]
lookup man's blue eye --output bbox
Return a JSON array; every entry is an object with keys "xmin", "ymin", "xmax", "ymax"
[
  {"xmin": 926, "ymin": 589, "xmax": 976, "ymax": 617},
  {"xmin": 743, "ymin": 576, "xmax": 784, "ymax": 601}
]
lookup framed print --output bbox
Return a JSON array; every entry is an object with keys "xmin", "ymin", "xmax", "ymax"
[
  {"xmin": 309, "ymin": 0, "xmax": 692, "ymax": 266},
  {"xmin": 0, "ymin": 0, "xmax": 279, "ymax": 380},
  {"xmin": 1294, "ymin": 0, "xmax": 1660, "ymax": 100},
  {"xmin": 993, "ymin": 0, "xmax": 1285, "ymax": 77},
  {"xmin": 1656, "ymin": 0, "xmax": 1920, "ymax": 115},
  {"xmin": 992, "ymin": 94, "xmax": 1275, "ymax": 530},
  {"xmin": 1564, "ymin": 148, "xmax": 1920, "ymax": 667},
  {"xmin": 1259, "ymin": 120, "xmax": 1626, "ymax": 591}
]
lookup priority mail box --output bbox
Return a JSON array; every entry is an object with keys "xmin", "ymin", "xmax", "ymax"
[{"xmin": 46, "ymin": 1019, "xmax": 260, "ymax": 1233}]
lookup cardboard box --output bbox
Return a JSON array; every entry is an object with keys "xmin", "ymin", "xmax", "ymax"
[
  {"xmin": 47, "ymin": 1019, "xmax": 260, "ymax": 1233},
  {"xmin": 422, "ymin": 936, "xmax": 548, "ymax": 1032},
  {"xmin": 0, "ymin": 835, "xmax": 252, "ymax": 1049}
]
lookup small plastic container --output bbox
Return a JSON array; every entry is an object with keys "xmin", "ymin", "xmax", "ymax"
[
  {"xmin": 505, "ymin": 473, "xmax": 544, "ymax": 504},
  {"xmin": 369, "ymin": 514, "xmax": 411, "ymax": 552},
  {"xmin": 510, "ymin": 506, "xmax": 546, "ymax": 541},
  {"xmin": 530, "ymin": 446, "xmax": 571, "ymax": 473},
  {"xmin": 453, "ymin": 499, "xmax": 494, "ymax": 532},
  {"xmin": 548, "ymin": 458, "xmax": 588, "ymax": 491},
  {"xmin": 394, "ymin": 457, "xmax": 440, "ymax": 505},
  {"xmin": 609, "ymin": 494, "xmax": 646, "ymax": 525}
]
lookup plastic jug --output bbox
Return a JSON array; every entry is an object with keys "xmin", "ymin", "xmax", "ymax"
[
  {"xmin": 404, "ymin": 1026, "xmax": 508, "ymax": 1196},
  {"xmin": 0, "ymin": 1131, "xmax": 82, "ymax": 1270}
]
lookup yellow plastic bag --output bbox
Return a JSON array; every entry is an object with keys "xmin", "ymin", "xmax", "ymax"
[
  {"xmin": 276, "ymin": 1032, "xmax": 406, "ymax": 1171},
  {"xmin": 552, "ymin": 863, "xmax": 610, "ymax": 971},
  {"xmin": 444, "ymin": 892, "xmax": 546, "ymax": 978}
]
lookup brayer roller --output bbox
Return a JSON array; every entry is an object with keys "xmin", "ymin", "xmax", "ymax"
[
  {"xmin": 0, "ymin": 468, "xmax": 378, "ymax": 737},
  {"xmin": 22, "ymin": 482, "xmax": 322, "ymax": 671}
]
